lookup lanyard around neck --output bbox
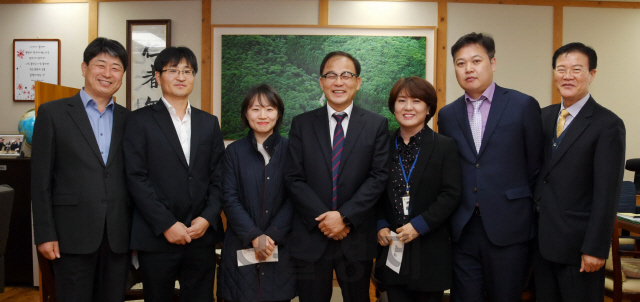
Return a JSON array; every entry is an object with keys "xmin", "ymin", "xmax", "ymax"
[{"xmin": 395, "ymin": 136, "xmax": 420, "ymax": 196}]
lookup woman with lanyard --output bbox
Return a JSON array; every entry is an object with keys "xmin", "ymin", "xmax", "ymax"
[{"xmin": 375, "ymin": 76, "xmax": 462, "ymax": 302}]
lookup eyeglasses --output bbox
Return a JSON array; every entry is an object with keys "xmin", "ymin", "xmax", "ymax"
[
  {"xmin": 554, "ymin": 67, "xmax": 588, "ymax": 76},
  {"xmin": 162, "ymin": 69, "xmax": 196, "ymax": 77},
  {"xmin": 321, "ymin": 71, "xmax": 357, "ymax": 81}
]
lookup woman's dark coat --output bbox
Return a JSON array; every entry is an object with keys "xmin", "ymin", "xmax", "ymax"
[
  {"xmin": 375, "ymin": 127, "xmax": 462, "ymax": 291},
  {"xmin": 217, "ymin": 131, "xmax": 296, "ymax": 302}
]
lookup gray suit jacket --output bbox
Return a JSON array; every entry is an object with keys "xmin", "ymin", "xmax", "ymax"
[{"xmin": 32, "ymin": 93, "xmax": 132, "ymax": 254}]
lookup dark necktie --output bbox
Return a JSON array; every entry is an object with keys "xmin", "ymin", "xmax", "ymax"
[{"xmin": 332, "ymin": 113, "xmax": 347, "ymax": 210}]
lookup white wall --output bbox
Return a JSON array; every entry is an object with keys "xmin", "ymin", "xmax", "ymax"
[
  {"xmin": 564, "ymin": 7, "xmax": 640, "ymax": 182},
  {"xmin": 212, "ymin": 0, "xmax": 319, "ymax": 25},
  {"xmin": 0, "ymin": 3, "xmax": 88, "ymax": 134},
  {"xmin": 98, "ymin": 0, "xmax": 203, "ymax": 109},
  {"xmin": 328, "ymin": 1, "xmax": 438, "ymax": 27},
  {"xmin": 446, "ymin": 3, "xmax": 553, "ymax": 107}
]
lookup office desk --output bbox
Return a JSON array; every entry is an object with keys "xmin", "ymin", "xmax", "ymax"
[{"xmin": 618, "ymin": 214, "xmax": 640, "ymax": 235}]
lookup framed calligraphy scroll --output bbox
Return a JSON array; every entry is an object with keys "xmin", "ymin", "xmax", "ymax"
[
  {"xmin": 126, "ymin": 19, "xmax": 171, "ymax": 110},
  {"xmin": 13, "ymin": 39, "xmax": 60, "ymax": 102}
]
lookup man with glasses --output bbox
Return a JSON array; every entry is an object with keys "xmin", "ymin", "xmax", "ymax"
[
  {"xmin": 32, "ymin": 37, "xmax": 131, "ymax": 302},
  {"xmin": 533, "ymin": 42, "xmax": 625, "ymax": 301},
  {"xmin": 438, "ymin": 32, "xmax": 543, "ymax": 302},
  {"xmin": 123, "ymin": 46, "xmax": 225, "ymax": 301},
  {"xmin": 285, "ymin": 51, "xmax": 389, "ymax": 302}
]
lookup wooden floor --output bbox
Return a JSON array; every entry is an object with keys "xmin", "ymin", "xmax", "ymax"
[
  {"xmin": 0, "ymin": 285, "xmax": 376, "ymax": 302},
  {"xmin": 0, "ymin": 286, "xmax": 617, "ymax": 302}
]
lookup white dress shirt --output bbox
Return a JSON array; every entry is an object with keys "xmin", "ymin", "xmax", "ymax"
[
  {"xmin": 327, "ymin": 102, "xmax": 354, "ymax": 145},
  {"xmin": 161, "ymin": 97, "xmax": 192, "ymax": 165}
]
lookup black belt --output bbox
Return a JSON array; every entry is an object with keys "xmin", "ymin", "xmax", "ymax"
[{"xmin": 474, "ymin": 206, "xmax": 481, "ymax": 216}]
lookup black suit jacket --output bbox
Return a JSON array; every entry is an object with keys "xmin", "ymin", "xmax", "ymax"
[
  {"xmin": 375, "ymin": 127, "xmax": 461, "ymax": 291},
  {"xmin": 32, "ymin": 93, "xmax": 132, "ymax": 254},
  {"xmin": 534, "ymin": 97, "xmax": 625, "ymax": 265},
  {"xmin": 123, "ymin": 101, "xmax": 225, "ymax": 252},
  {"xmin": 285, "ymin": 105, "xmax": 390, "ymax": 262}
]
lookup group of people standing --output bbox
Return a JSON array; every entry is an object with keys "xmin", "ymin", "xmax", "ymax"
[
  {"xmin": 0, "ymin": 137, "xmax": 22, "ymax": 154},
  {"xmin": 30, "ymin": 30, "xmax": 625, "ymax": 302}
]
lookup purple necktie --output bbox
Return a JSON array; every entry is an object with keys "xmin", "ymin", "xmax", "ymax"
[{"xmin": 331, "ymin": 113, "xmax": 346, "ymax": 210}]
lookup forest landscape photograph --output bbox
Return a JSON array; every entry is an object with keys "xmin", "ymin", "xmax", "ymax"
[{"xmin": 220, "ymin": 34, "xmax": 427, "ymax": 140}]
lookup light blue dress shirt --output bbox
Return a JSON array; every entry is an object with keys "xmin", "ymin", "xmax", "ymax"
[{"xmin": 80, "ymin": 88, "xmax": 114, "ymax": 164}]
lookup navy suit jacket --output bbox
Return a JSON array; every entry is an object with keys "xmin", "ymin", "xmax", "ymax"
[
  {"xmin": 438, "ymin": 84, "xmax": 543, "ymax": 246},
  {"xmin": 534, "ymin": 97, "xmax": 625, "ymax": 265},
  {"xmin": 285, "ymin": 105, "xmax": 390, "ymax": 262},
  {"xmin": 123, "ymin": 101, "xmax": 225, "ymax": 252}
]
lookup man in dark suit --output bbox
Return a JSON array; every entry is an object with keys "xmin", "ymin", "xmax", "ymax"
[
  {"xmin": 31, "ymin": 37, "xmax": 131, "ymax": 302},
  {"xmin": 285, "ymin": 51, "xmax": 390, "ymax": 302},
  {"xmin": 123, "ymin": 46, "xmax": 225, "ymax": 302},
  {"xmin": 533, "ymin": 43, "xmax": 625, "ymax": 301},
  {"xmin": 438, "ymin": 32, "xmax": 543, "ymax": 302}
]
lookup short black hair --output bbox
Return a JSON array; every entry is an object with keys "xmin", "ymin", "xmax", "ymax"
[
  {"xmin": 451, "ymin": 32, "xmax": 496, "ymax": 60},
  {"xmin": 83, "ymin": 37, "xmax": 128, "ymax": 71},
  {"xmin": 552, "ymin": 42, "xmax": 597, "ymax": 70},
  {"xmin": 241, "ymin": 84, "xmax": 285, "ymax": 130},
  {"xmin": 319, "ymin": 51, "xmax": 361, "ymax": 76},
  {"xmin": 154, "ymin": 46, "xmax": 198, "ymax": 75},
  {"xmin": 388, "ymin": 77, "xmax": 437, "ymax": 124}
]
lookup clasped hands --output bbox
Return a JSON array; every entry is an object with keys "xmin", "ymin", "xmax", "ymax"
[
  {"xmin": 377, "ymin": 223, "xmax": 418, "ymax": 246},
  {"xmin": 316, "ymin": 211, "xmax": 349, "ymax": 240},
  {"xmin": 163, "ymin": 217, "xmax": 210, "ymax": 245},
  {"xmin": 252, "ymin": 234, "xmax": 276, "ymax": 262}
]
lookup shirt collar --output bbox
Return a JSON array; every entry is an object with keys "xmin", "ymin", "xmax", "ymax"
[
  {"xmin": 465, "ymin": 82, "xmax": 496, "ymax": 104},
  {"xmin": 396, "ymin": 126, "xmax": 425, "ymax": 149},
  {"xmin": 561, "ymin": 93, "xmax": 590, "ymax": 118},
  {"xmin": 80, "ymin": 87, "xmax": 114, "ymax": 109},
  {"xmin": 161, "ymin": 96, "xmax": 191, "ymax": 119},
  {"xmin": 327, "ymin": 102, "xmax": 354, "ymax": 121}
]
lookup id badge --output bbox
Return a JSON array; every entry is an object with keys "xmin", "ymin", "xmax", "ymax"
[{"xmin": 402, "ymin": 195, "xmax": 410, "ymax": 215}]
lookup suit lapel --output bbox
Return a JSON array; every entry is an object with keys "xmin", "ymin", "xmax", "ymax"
[
  {"xmin": 188, "ymin": 107, "xmax": 201, "ymax": 171},
  {"xmin": 313, "ymin": 106, "xmax": 333, "ymax": 174},
  {"xmin": 66, "ymin": 95, "xmax": 104, "ymax": 166},
  {"xmin": 339, "ymin": 106, "xmax": 365, "ymax": 174},
  {"xmin": 477, "ymin": 85, "xmax": 508, "ymax": 158},
  {"xmin": 407, "ymin": 127, "xmax": 435, "ymax": 197},
  {"xmin": 452, "ymin": 97, "xmax": 477, "ymax": 156},
  {"xmin": 541, "ymin": 104, "xmax": 560, "ymax": 165},
  {"xmin": 153, "ymin": 101, "xmax": 189, "ymax": 169},
  {"xmin": 105, "ymin": 104, "xmax": 125, "ymax": 168},
  {"xmin": 544, "ymin": 97, "xmax": 595, "ymax": 173}
]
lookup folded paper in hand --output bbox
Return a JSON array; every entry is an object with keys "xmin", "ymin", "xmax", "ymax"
[
  {"xmin": 237, "ymin": 246, "xmax": 279, "ymax": 267},
  {"xmin": 386, "ymin": 231, "xmax": 404, "ymax": 274}
]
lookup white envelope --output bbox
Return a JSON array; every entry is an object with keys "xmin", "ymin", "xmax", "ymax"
[
  {"xmin": 237, "ymin": 246, "xmax": 279, "ymax": 267},
  {"xmin": 385, "ymin": 231, "xmax": 404, "ymax": 274}
]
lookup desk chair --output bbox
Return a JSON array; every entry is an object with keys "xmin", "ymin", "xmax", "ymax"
[
  {"xmin": 0, "ymin": 184, "xmax": 15, "ymax": 293},
  {"xmin": 605, "ymin": 219, "xmax": 640, "ymax": 301},
  {"xmin": 626, "ymin": 159, "xmax": 640, "ymax": 195}
]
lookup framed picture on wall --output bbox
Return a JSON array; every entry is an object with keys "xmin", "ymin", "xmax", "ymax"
[
  {"xmin": 212, "ymin": 26, "xmax": 435, "ymax": 140},
  {"xmin": 126, "ymin": 19, "xmax": 171, "ymax": 110},
  {"xmin": 13, "ymin": 39, "xmax": 60, "ymax": 102},
  {"xmin": 0, "ymin": 135, "xmax": 24, "ymax": 157}
]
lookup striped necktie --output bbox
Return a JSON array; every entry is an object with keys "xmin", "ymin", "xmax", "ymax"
[{"xmin": 331, "ymin": 113, "xmax": 346, "ymax": 210}]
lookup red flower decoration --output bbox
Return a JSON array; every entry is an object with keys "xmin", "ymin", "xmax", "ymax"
[
  {"xmin": 18, "ymin": 84, "xmax": 22, "ymax": 90},
  {"xmin": 32, "ymin": 85, "xmax": 35, "ymax": 90},
  {"xmin": 17, "ymin": 50, "xmax": 25, "ymax": 59}
]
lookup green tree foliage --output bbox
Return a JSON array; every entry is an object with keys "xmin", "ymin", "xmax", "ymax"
[{"xmin": 221, "ymin": 35, "xmax": 426, "ymax": 139}]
